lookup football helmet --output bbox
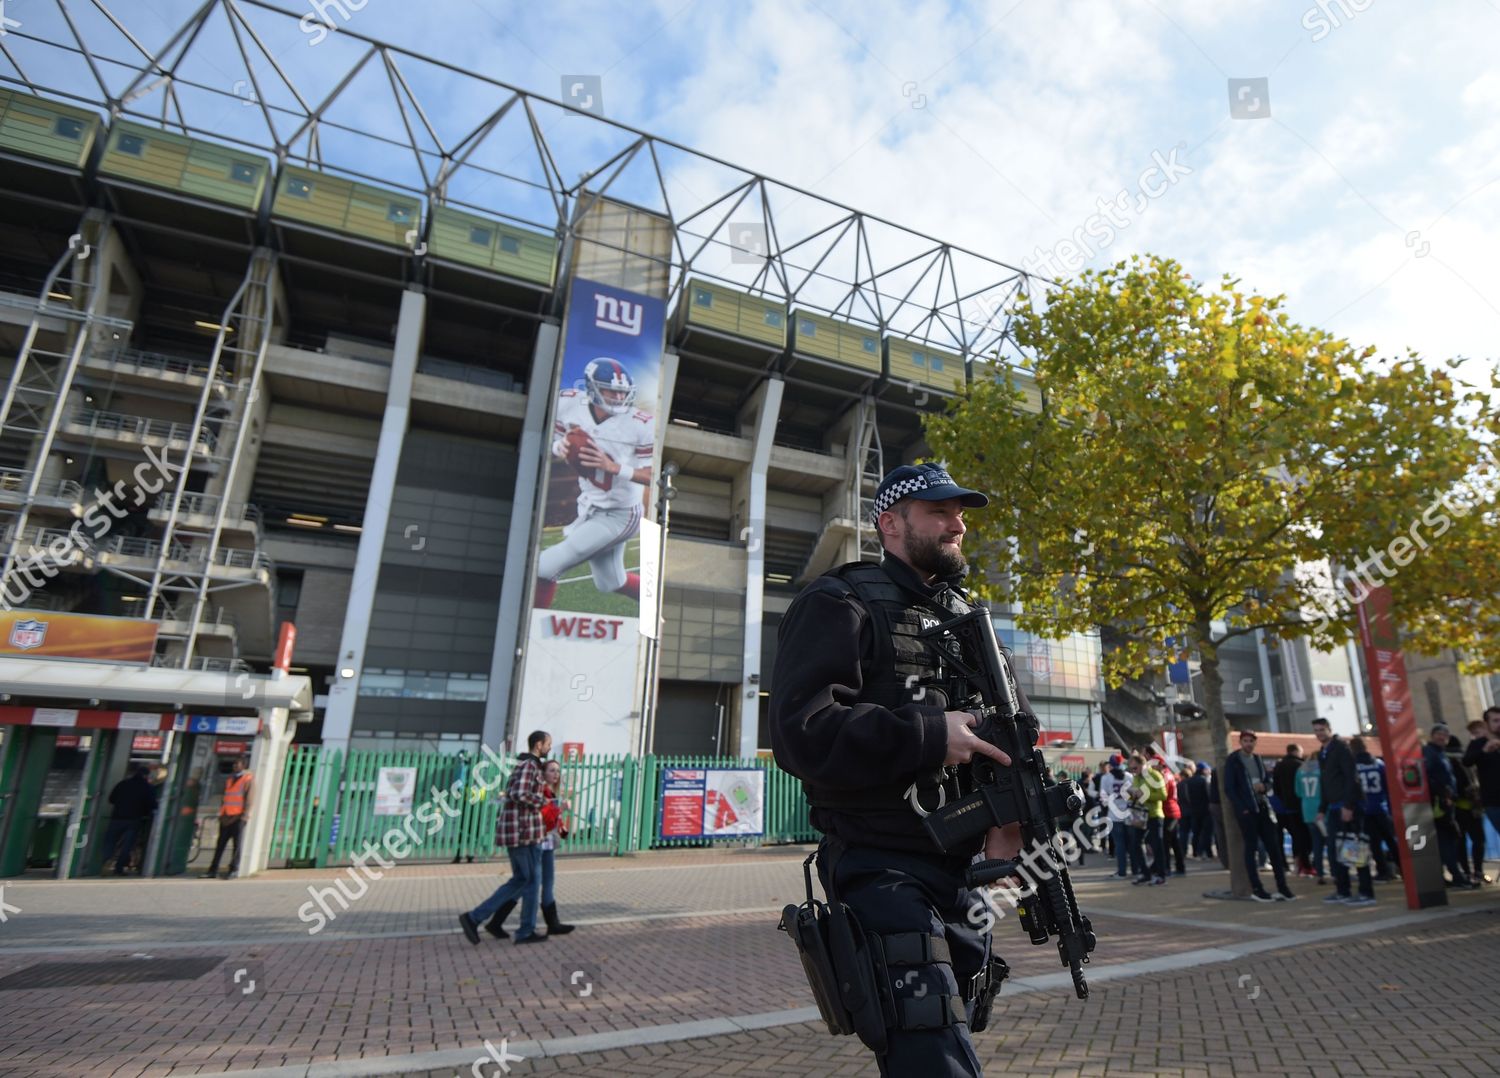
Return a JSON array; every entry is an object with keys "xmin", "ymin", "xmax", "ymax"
[{"xmin": 583, "ymin": 357, "xmax": 637, "ymax": 416}]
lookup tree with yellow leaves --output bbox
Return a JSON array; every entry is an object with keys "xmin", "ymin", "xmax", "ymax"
[{"xmin": 928, "ymin": 254, "xmax": 1500, "ymax": 897}]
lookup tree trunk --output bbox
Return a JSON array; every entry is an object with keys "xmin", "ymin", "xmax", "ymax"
[{"xmin": 1196, "ymin": 618, "xmax": 1252, "ymax": 898}]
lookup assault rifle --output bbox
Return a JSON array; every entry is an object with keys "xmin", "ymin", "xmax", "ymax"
[{"xmin": 917, "ymin": 606, "xmax": 1098, "ymax": 999}]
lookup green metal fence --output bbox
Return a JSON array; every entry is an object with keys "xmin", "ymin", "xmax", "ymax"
[{"xmin": 268, "ymin": 747, "xmax": 817, "ymax": 867}]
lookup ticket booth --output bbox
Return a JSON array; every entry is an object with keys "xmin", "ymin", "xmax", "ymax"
[
  {"xmin": 0, "ymin": 668, "xmax": 311, "ymax": 879},
  {"xmin": 0, "ymin": 711, "xmax": 176, "ymax": 878}
]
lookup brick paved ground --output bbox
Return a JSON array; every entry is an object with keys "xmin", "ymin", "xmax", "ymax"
[
  {"xmin": 0, "ymin": 849, "xmax": 1494, "ymax": 1076},
  {"xmin": 472, "ymin": 908, "xmax": 1500, "ymax": 1078}
]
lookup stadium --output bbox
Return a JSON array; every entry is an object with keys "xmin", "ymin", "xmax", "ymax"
[{"xmin": 0, "ymin": 1, "xmax": 1490, "ymax": 880}]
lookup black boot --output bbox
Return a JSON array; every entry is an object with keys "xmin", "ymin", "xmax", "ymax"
[
  {"xmin": 542, "ymin": 901, "xmax": 574, "ymax": 936},
  {"xmin": 484, "ymin": 899, "xmax": 517, "ymax": 939}
]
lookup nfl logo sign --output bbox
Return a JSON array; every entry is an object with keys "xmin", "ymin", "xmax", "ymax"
[
  {"xmin": 9, "ymin": 618, "xmax": 47, "ymax": 651},
  {"xmin": 1027, "ymin": 639, "xmax": 1052, "ymax": 681}
]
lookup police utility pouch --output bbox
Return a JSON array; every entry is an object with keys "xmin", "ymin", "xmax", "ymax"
[
  {"xmin": 966, "ymin": 955, "xmax": 1010, "ymax": 1033},
  {"xmin": 778, "ymin": 850, "xmax": 889, "ymax": 1054}
]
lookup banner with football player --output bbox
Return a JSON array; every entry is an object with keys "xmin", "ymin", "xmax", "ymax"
[
  {"xmin": 515, "ymin": 274, "xmax": 667, "ymax": 755},
  {"xmin": 536, "ymin": 278, "xmax": 663, "ymax": 615}
]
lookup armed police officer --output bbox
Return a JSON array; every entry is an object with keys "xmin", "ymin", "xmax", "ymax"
[{"xmin": 770, "ymin": 463, "xmax": 1024, "ymax": 1077}]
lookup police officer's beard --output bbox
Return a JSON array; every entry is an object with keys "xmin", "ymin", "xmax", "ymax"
[{"xmin": 906, "ymin": 529, "xmax": 967, "ymax": 579}]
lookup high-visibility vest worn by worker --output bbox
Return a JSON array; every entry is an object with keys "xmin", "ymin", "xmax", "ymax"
[{"xmin": 222, "ymin": 772, "xmax": 252, "ymax": 818}]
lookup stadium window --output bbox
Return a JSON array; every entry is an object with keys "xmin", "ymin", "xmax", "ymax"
[
  {"xmin": 357, "ymin": 671, "xmax": 404, "ymax": 698},
  {"xmin": 499, "ymin": 234, "xmax": 521, "ymax": 254},
  {"xmin": 763, "ymin": 310, "xmax": 784, "ymax": 328},
  {"xmin": 798, "ymin": 318, "xmax": 816, "ymax": 336},
  {"xmin": 862, "ymin": 337, "xmax": 877, "ymax": 353},
  {"xmin": 693, "ymin": 288, "xmax": 713, "ymax": 307},
  {"xmin": 54, "ymin": 117, "xmax": 84, "ymax": 140},
  {"xmin": 229, "ymin": 162, "xmax": 257, "ymax": 185},
  {"xmin": 469, "ymin": 226, "xmax": 492, "ymax": 247},
  {"xmin": 116, "ymin": 133, "xmax": 145, "ymax": 156},
  {"xmin": 931, "ymin": 356, "xmax": 944, "ymax": 371},
  {"xmin": 286, "ymin": 177, "xmax": 313, "ymax": 199},
  {"xmin": 446, "ymin": 674, "xmax": 488, "ymax": 702},
  {"xmin": 387, "ymin": 203, "xmax": 413, "ymax": 223},
  {"xmin": 392, "ymin": 672, "xmax": 441, "ymax": 700},
  {"xmin": 912, "ymin": 351, "xmax": 927, "ymax": 367}
]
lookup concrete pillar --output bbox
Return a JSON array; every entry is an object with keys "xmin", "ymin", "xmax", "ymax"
[
  {"xmin": 484, "ymin": 321, "xmax": 561, "ymax": 751},
  {"xmin": 637, "ymin": 350, "xmax": 680, "ymax": 747},
  {"xmin": 241, "ymin": 701, "xmax": 294, "ymax": 877},
  {"xmin": 738, "ymin": 378, "xmax": 782, "ymax": 758},
  {"xmin": 319, "ymin": 289, "xmax": 425, "ymax": 751}
]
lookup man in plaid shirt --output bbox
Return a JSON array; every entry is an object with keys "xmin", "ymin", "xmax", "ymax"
[{"xmin": 459, "ymin": 730, "xmax": 552, "ymax": 945}]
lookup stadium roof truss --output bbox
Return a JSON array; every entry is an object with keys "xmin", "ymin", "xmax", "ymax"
[{"xmin": 0, "ymin": 0, "xmax": 1039, "ymax": 366}]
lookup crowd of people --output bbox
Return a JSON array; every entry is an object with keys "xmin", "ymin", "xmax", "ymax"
[
  {"xmin": 1076, "ymin": 704, "xmax": 1500, "ymax": 903},
  {"xmin": 1086, "ymin": 749, "xmax": 1210, "ymax": 887}
]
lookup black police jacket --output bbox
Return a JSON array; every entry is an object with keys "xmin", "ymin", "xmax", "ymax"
[{"xmin": 769, "ymin": 553, "xmax": 1025, "ymax": 854}]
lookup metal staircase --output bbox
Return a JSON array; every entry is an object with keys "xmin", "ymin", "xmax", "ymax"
[
  {"xmin": 135, "ymin": 250, "xmax": 278, "ymax": 667},
  {"xmin": 0, "ymin": 213, "xmax": 133, "ymax": 599},
  {"xmin": 852, "ymin": 397, "xmax": 884, "ymax": 562}
]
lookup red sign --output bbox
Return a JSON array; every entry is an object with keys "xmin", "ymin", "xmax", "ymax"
[
  {"xmin": 1356, "ymin": 583, "xmax": 1443, "ymax": 909},
  {"xmin": 0, "ymin": 706, "xmax": 174, "ymax": 730},
  {"xmin": 561, "ymin": 741, "xmax": 585, "ymax": 762},
  {"xmin": 55, "ymin": 734, "xmax": 80, "ymax": 748},
  {"xmin": 214, "ymin": 739, "xmax": 249, "ymax": 755},
  {"xmin": 132, "ymin": 734, "xmax": 164, "ymax": 752},
  {"xmin": 660, "ymin": 769, "xmax": 706, "ymax": 838},
  {"xmin": 273, "ymin": 621, "xmax": 298, "ymax": 671}
]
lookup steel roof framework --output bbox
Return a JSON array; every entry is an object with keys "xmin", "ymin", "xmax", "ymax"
[{"xmin": 0, "ymin": 0, "xmax": 1039, "ymax": 367}]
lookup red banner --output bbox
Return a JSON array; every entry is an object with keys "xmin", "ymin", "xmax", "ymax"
[{"xmin": 1355, "ymin": 584, "xmax": 1446, "ymax": 909}]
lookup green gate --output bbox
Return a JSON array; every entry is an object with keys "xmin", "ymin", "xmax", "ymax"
[{"xmin": 269, "ymin": 748, "xmax": 815, "ymax": 867}]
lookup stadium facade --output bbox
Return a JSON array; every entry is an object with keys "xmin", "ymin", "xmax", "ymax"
[
  {"xmin": 21, "ymin": 3, "xmax": 1496, "ymax": 873},
  {"xmin": 0, "ymin": 0, "xmax": 1109, "ymax": 781}
]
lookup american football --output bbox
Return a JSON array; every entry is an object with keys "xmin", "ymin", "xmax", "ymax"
[{"xmin": 562, "ymin": 426, "xmax": 598, "ymax": 473}]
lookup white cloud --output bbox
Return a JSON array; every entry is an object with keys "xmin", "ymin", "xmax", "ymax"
[{"xmin": 23, "ymin": 0, "xmax": 1497, "ymax": 369}]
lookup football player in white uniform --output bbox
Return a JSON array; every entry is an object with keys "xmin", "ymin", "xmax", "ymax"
[{"xmin": 535, "ymin": 358, "xmax": 655, "ymax": 608}]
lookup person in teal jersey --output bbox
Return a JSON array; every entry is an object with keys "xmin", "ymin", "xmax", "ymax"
[{"xmin": 1297, "ymin": 756, "xmax": 1325, "ymax": 883}]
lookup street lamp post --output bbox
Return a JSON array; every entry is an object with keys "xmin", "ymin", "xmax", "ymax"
[
  {"xmin": 631, "ymin": 462, "xmax": 676, "ymax": 851},
  {"xmin": 639, "ymin": 461, "xmax": 677, "ymax": 757}
]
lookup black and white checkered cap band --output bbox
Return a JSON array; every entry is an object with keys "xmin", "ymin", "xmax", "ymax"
[{"xmin": 871, "ymin": 470, "xmax": 958, "ymax": 521}]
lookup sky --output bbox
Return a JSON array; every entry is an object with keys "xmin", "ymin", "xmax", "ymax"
[{"xmin": 6, "ymin": 0, "xmax": 1498, "ymax": 384}]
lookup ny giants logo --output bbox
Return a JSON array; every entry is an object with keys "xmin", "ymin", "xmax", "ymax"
[{"xmin": 593, "ymin": 294, "xmax": 643, "ymax": 337}]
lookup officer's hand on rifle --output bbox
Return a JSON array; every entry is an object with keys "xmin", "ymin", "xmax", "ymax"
[
  {"xmin": 984, "ymin": 823, "xmax": 1023, "ymax": 862},
  {"xmin": 943, "ymin": 710, "xmax": 1013, "ymax": 767}
]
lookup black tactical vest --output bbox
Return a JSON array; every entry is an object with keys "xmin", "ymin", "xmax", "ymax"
[
  {"xmin": 804, "ymin": 561, "xmax": 980, "ymax": 814},
  {"xmin": 832, "ymin": 561, "xmax": 974, "ymax": 712}
]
